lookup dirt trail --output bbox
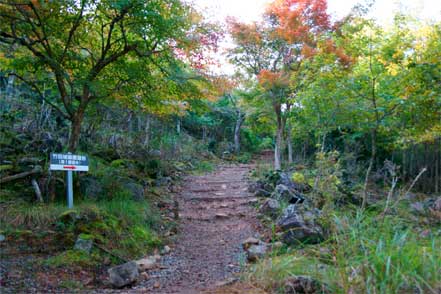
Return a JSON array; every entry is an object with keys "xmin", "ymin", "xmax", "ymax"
[{"xmin": 137, "ymin": 163, "xmax": 262, "ymax": 294}]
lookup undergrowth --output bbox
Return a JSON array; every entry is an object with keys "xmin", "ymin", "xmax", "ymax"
[
  {"xmin": 0, "ymin": 195, "xmax": 162, "ymax": 264},
  {"xmin": 246, "ymin": 210, "xmax": 441, "ymax": 294}
]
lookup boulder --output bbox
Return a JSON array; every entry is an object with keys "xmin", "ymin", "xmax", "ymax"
[
  {"xmin": 273, "ymin": 184, "xmax": 305, "ymax": 204},
  {"xmin": 277, "ymin": 172, "xmax": 312, "ymax": 193},
  {"xmin": 259, "ymin": 198, "xmax": 280, "ymax": 218},
  {"xmin": 74, "ymin": 236, "xmax": 93, "ymax": 253},
  {"xmin": 246, "ymin": 244, "xmax": 267, "ymax": 262},
  {"xmin": 283, "ymin": 275, "xmax": 328, "ymax": 294},
  {"xmin": 277, "ymin": 205, "xmax": 324, "ymax": 245},
  {"xmin": 124, "ymin": 182, "xmax": 145, "ymax": 202},
  {"xmin": 108, "ymin": 261, "xmax": 139, "ymax": 288},
  {"xmin": 250, "ymin": 180, "xmax": 273, "ymax": 197},
  {"xmin": 282, "ymin": 227, "xmax": 324, "ymax": 245}
]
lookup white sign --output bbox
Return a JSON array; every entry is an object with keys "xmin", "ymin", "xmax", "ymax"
[{"xmin": 50, "ymin": 153, "xmax": 89, "ymax": 171}]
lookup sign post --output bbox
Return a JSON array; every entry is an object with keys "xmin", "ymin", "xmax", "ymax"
[
  {"xmin": 67, "ymin": 169, "xmax": 73, "ymax": 209},
  {"xmin": 50, "ymin": 153, "xmax": 89, "ymax": 208}
]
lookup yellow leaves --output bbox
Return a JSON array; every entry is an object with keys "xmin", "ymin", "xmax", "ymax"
[
  {"xmin": 386, "ymin": 63, "xmax": 400, "ymax": 76},
  {"xmin": 415, "ymin": 125, "xmax": 441, "ymax": 143}
]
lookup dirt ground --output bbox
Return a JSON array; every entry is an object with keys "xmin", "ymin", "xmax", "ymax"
[{"xmin": 135, "ymin": 163, "xmax": 265, "ymax": 293}]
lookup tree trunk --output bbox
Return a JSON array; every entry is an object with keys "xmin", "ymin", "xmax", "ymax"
[
  {"xmin": 202, "ymin": 127, "xmax": 207, "ymax": 142},
  {"xmin": 143, "ymin": 114, "xmax": 151, "ymax": 148},
  {"xmin": 176, "ymin": 117, "xmax": 181, "ymax": 135},
  {"xmin": 234, "ymin": 110, "xmax": 245, "ymax": 154},
  {"xmin": 287, "ymin": 122, "xmax": 293, "ymax": 164},
  {"xmin": 31, "ymin": 178, "xmax": 43, "ymax": 203},
  {"xmin": 68, "ymin": 104, "xmax": 87, "ymax": 152},
  {"xmin": 436, "ymin": 138, "xmax": 440, "ymax": 193},
  {"xmin": 362, "ymin": 128, "xmax": 377, "ymax": 209},
  {"xmin": 274, "ymin": 124, "xmax": 283, "ymax": 170},
  {"xmin": 68, "ymin": 117, "xmax": 82, "ymax": 152}
]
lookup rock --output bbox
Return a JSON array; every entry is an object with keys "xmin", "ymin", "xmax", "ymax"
[
  {"xmin": 124, "ymin": 182, "xmax": 145, "ymax": 202},
  {"xmin": 153, "ymin": 282, "xmax": 161, "ymax": 288},
  {"xmin": 246, "ymin": 244, "xmax": 267, "ymax": 262},
  {"xmin": 140, "ymin": 272, "xmax": 149, "ymax": 280},
  {"xmin": 282, "ymin": 227, "xmax": 324, "ymax": 245},
  {"xmin": 160, "ymin": 245, "xmax": 171, "ymax": 255},
  {"xmin": 259, "ymin": 198, "xmax": 280, "ymax": 217},
  {"xmin": 271, "ymin": 241, "xmax": 284, "ymax": 250},
  {"xmin": 273, "ymin": 184, "xmax": 305, "ymax": 204},
  {"xmin": 74, "ymin": 236, "xmax": 93, "ymax": 253},
  {"xmin": 135, "ymin": 256, "xmax": 157, "ymax": 271},
  {"xmin": 215, "ymin": 277, "xmax": 238, "ymax": 287},
  {"xmin": 58, "ymin": 210, "xmax": 80, "ymax": 224},
  {"xmin": 277, "ymin": 205, "xmax": 305, "ymax": 231},
  {"xmin": 0, "ymin": 234, "xmax": 5, "ymax": 242},
  {"xmin": 149, "ymin": 150, "xmax": 161, "ymax": 157},
  {"xmin": 108, "ymin": 261, "xmax": 139, "ymax": 288},
  {"xmin": 215, "ymin": 213, "xmax": 229, "ymax": 219},
  {"xmin": 277, "ymin": 172, "xmax": 312, "ymax": 193},
  {"xmin": 80, "ymin": 176, "xmax": 103, "ymax": 200},
  {"xmin": 250, "ymin": 179, "xmax": 273, "ymax": 197},
  {"xmin": 410, "ymin": 202, "xmax": 425, "ymax": 214},
  {"xmin": 432, "ymin": 197, "xmax": 441, "ymax": 211},
  {"xmin": 242, "ymin": 237, "xmax": 260, "ymax": 250},
  {"xmin": 277, "ymin": 205, "xmax": 324, "ymax": 245},
  {"xmin": 154, "ymin": 176, "xmax": 172, "ymax": 187},
  {"xmin": 283, "ymin": 275, "xmax": 328, "ymax": 294},
  {"xmin": 248, "ymin": 181, "xmax": 260, "ymax": 193}
]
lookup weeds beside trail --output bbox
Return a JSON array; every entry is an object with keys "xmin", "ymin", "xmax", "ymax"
[{"xmin": 247, "ymin": 211, "xmax": 440, "ymax": 293}]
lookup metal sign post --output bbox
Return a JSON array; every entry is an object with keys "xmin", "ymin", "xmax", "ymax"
[
  {"xmin": 50, "ymin": 153, "xmax": 89, "ymax": 208},
  {"xmin": 67, "ymin": 169, "xmax": 73, "ymax": 209}
]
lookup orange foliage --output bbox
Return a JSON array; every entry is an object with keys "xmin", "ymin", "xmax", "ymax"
[
  {"xmin": 257, "ymin": 70, "xmax": 289, "ymax": 89},
  {"xmin": 266, "ymin": 0, "xmax": 330, "ymax": 44},
  {"xmin": 227, "ymin": 17, "xmax": 264, "ymax": 46}
]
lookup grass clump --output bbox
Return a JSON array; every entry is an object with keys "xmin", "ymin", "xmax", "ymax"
[
  {"xmin": 192, "ymin": 160, "xmax": 215, "ymax": 175},
  {"xmin": 44, "ymin": 250, "xmax": 100, "ymax": 268},
  {"xmin": 0, "ymin": 202, "xmax": 66, "ymax": 230},
  {"xmin": 59, "ymin": 280, "xmax": 84, "ymax": 290}
]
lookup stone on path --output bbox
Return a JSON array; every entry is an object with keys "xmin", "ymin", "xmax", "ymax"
[
  {"xmin": 108, "ymin": 261, "xmax": 139, "ymax": 288},
  {"xmin": 242, "ymin": 237, "xmax": 260, "ymax": 250},
  {"xmin": 246, "ymin": 244, "xmax": 267, "ymax": 262}
]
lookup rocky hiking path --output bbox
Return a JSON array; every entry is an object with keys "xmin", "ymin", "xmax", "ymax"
[{"xmin": 136, "ymin": 163, "xmax": 264, "ymax": 294}]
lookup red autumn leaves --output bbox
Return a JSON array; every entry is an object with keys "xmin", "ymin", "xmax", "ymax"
[{"xmin": 228, "ymin": 0, "xmax": 352, "ymax": 87}]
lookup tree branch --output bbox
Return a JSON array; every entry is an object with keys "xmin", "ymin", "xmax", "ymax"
[{"xmin": 9, "ymin": 73, "xmax": 70, "ymax": 120}]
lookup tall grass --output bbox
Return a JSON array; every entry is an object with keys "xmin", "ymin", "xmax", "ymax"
[
  {"xmin": 246, "ymin": 211, "xmax": 441, "ymax": 293},
  {"xmin": 0, "ymin": 201, "xmax": 66, "ymax": 230}
]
